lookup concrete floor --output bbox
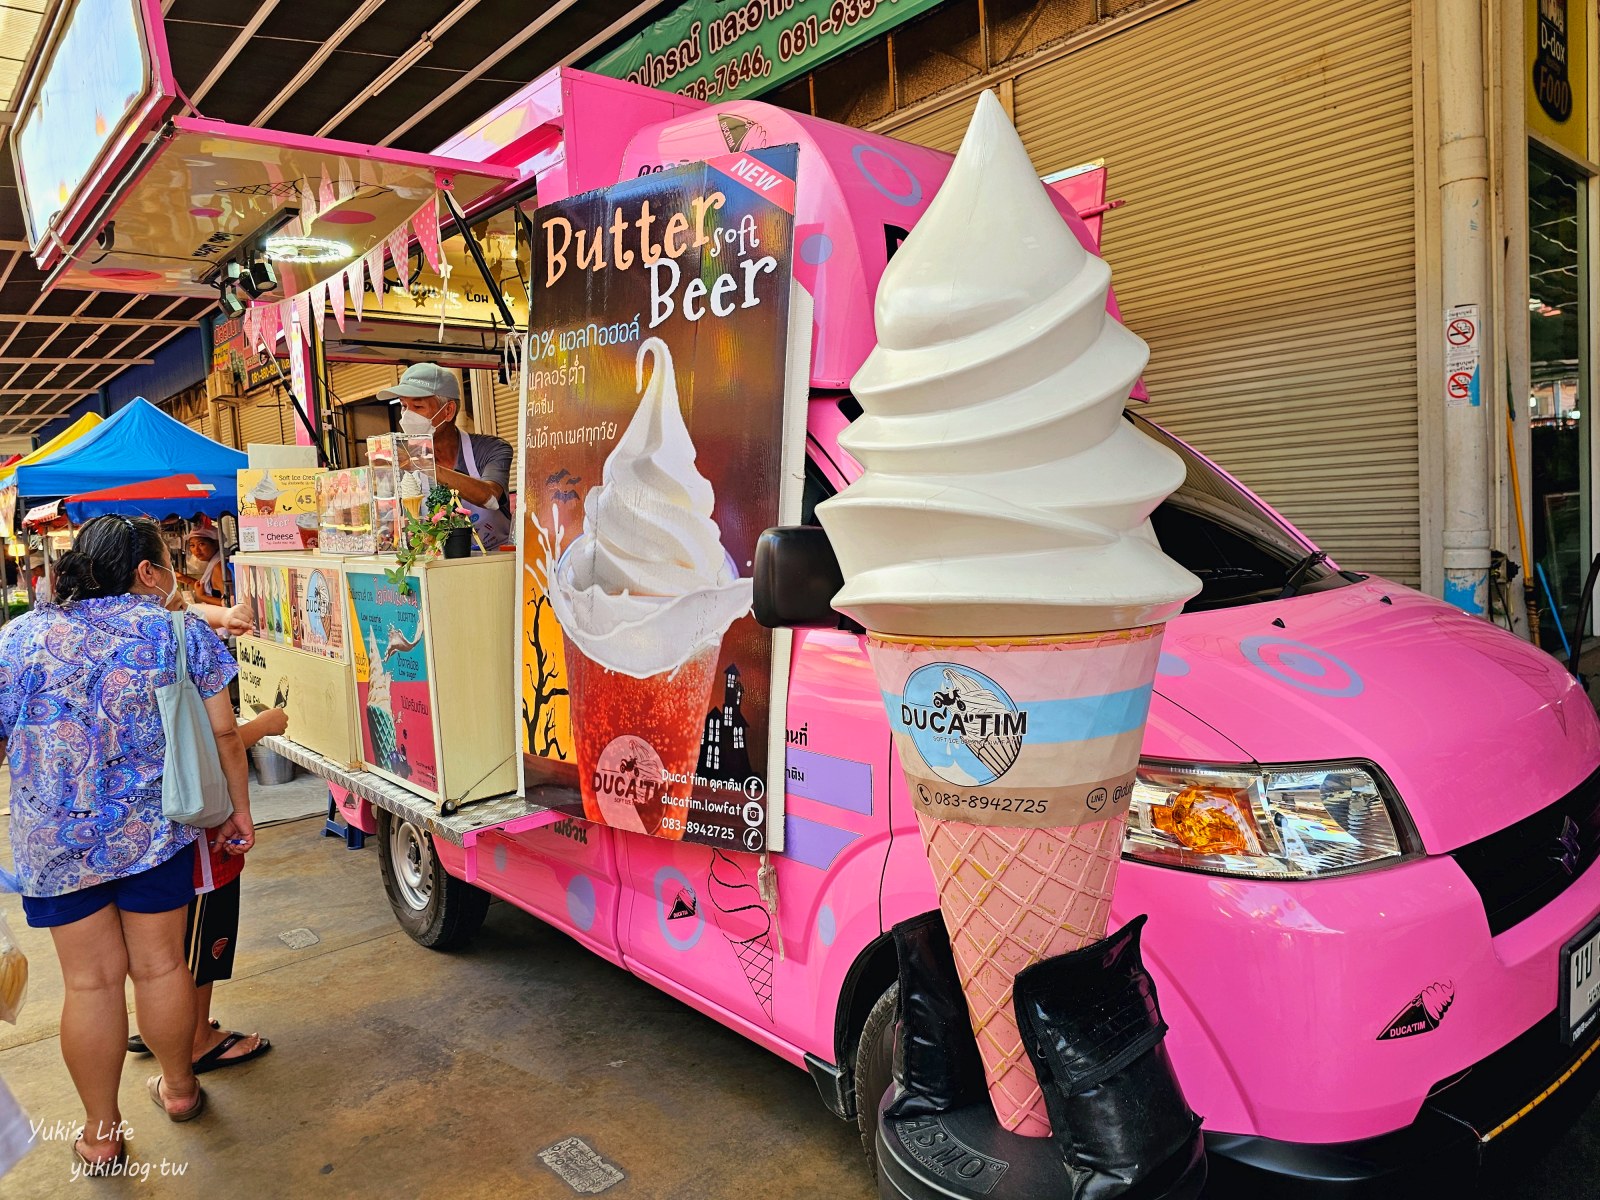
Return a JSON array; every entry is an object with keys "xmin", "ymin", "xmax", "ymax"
[
  {"xmin": 0, "ymin": 813, "xmax": 869, "ymax": 1198},
  {"xmin": 0, "ymin": 792, "xmax": 1597, "ymax": 1197}
]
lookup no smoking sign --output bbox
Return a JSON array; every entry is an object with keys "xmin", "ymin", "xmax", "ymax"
[{"xmin": 1444, "ymin": 303, "xmax": 1480, "ymax": 408}]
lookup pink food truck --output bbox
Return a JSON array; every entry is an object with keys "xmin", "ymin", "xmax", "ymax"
[
  {"xmin": 296, "ymin": 70, "xmax": 1600, "ymax": 1197},
  {"xmin": 23, "ymin": 29, "xmax": 1595, "ymax": 1190}
]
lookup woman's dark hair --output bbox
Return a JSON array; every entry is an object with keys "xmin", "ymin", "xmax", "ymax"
[{"xmin": 53, "ymin": 515, "xmax": 169, "ymax": 603}]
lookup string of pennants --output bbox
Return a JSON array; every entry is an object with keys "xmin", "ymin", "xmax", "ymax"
[{"xmin": 241, "ymin": 180, "xmax": 447, "ymax": 359}]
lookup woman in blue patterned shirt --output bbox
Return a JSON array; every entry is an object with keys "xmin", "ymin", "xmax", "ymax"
[{"xmin": 0, "ymin": 516, "xmax": 253, "ymax": 1172}]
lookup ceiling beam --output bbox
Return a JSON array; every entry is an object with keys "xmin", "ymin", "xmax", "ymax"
[
  {"xmin": 0, "ymin": 314, "xmax": 195, "ymax": 329},
  {"xmin": 0, "ymin": 240, "xmax": 30, "ymax": 253},
  {"xmin": 376, "ymin": 0, "xmax": 591, "ymax": 147},
  {"xmin": 0, "ymin": 356, "xmax": 153, "ymax": 365},
  {"xmin": 190, "ymin": 0, "xmax": 284, "ymax": 108},
  {"xmin": 316, "ymin": 0, "xmax": 488, "ymax": 139},
  {"xmin": 252, "ymin": 0, "xmax": 387, "ymax": 126}
]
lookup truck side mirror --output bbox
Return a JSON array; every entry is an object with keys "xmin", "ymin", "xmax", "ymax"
[{"xmin": 753, "ymin": 525, "xmax": 851, "ymax": 629}]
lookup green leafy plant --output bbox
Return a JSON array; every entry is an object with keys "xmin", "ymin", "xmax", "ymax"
[{"xmin": 385, "ymin": 486, "xmax": 475, "ymax": 594}]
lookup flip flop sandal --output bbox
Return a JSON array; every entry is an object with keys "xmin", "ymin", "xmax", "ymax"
[
  {"xmin": 128, "ymin": 1020, "xmax": 220, "ymax": 1055},
  {"xmin": 192, "ymin": 1032, "xmax": 272, "ymax": 1075},
  {"xmin": 72, "ymin": 1132, "xmax": 126, "ymax": 1177},
  {"xmin": 146, "ymin": 1076, "xmax": 206, "ymax": 1123}
]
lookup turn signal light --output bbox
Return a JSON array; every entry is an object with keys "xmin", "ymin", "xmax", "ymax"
[{"xmin": 1150, "ymin": 785, "xmax": 1263, "ymax": 856}]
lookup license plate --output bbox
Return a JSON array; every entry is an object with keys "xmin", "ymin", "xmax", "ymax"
[{"xmin": 1561, "ymin": 914, "xmax": 1600, "ymax": 1045}]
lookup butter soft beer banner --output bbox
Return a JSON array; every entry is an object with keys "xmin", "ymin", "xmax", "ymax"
[
  {"xmin": 587, "ymin": 0, "xmax": 945, "ymax": 104},
  {"xmin": 519, "ymin": 147, "xmax": 798, "ymax": 850}
]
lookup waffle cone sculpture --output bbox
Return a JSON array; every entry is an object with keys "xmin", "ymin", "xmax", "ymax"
[{"xmin": 816, "ymin": 92, "xmax": 1199, "ymax": 1136}]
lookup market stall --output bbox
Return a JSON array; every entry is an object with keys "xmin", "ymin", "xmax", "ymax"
[{"xmin": 12, "ymin": 398, "xmax": 245, "ymax": 502}]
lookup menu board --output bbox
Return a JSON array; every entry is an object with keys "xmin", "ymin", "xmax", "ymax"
[
  {"xmin": 237, "ymin": 468, "xmax": 320, "ymax": 551},
  {"xmin": 235, "ymin": 559, "xmax": 345, "ymax": 661}
]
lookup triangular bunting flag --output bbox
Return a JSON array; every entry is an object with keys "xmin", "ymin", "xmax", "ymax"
[
  {"xmin": 318, "ymin": 170, "xmax": 336, "ymax": 217},
  {"xmin": 291, "ymin": 293, "xmax": 310, "ymax": 348},
  {"xmin": 299, "ymin": 179, "xmax": 318, "ymax": 229},
  {"xmin": 347, "ymin": 259, "xmax": 365, "ymax": 323},
  {"xmin": 387, "ymin": 225, "xmax": 411, "ymax": 288},
  {"xmin": 412, "ymin": 198, "xmax": 443, "ymax": 274},
  {"xmin": 308, "ymin": 280, "xmax": 328, "ymax": 338},
  {"xmin": 327, "ymin": 267, "xmax": 347, "ymax": 333},
  {"xmin": 242, "ymin": 305, "xmax": 262, "ymax": 357},
  {"xmin": 337, "ymin": 157, "xmax": 356, "ymax": 202},
  {"xmin": 257, "ymin": 302, "xmax": 282, "ymax": 356},
  {"xmin": 365, "ymin": 244, "xmax": 386, "ymax": 306}
]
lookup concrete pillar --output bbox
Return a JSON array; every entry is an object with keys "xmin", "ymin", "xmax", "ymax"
[{"xmin": 1438, "ymin": 0, "xmax": 1494, "ymax": 616}]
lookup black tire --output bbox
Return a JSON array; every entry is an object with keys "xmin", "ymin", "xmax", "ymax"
[
  {"xmin": 854, "ymin": 982, "xmax": 898, "ymax": 1163},
  {"xmin": 376, "ymin": 809, "xmax": 490, "ymax": 949}
]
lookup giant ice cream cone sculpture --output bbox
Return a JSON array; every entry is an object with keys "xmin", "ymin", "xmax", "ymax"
[{"xmin": 816, "ymin": 92, "xmax": 1199, "ymax": 1137}]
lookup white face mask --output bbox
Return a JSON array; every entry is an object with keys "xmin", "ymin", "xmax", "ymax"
[
  {"xmin": 158, "ymin": 564, "xmax": 180, "ymax": 610},
  {"xmin": 399, "ymin": 403, "xmax": 448, "ymax": 438}
]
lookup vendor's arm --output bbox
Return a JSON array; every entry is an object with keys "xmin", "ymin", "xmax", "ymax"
[{"xmin": 438, "ymin": 434, "xmax": 512, "ymax": 510}]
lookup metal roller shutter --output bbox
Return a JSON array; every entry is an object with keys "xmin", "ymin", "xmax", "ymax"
[
  {"xmin": 238, "ymin": 391, "xmax": 292, "ymax": 449},
  {"xmin": 492, "ymin": 377, "xmax": 522, "ymax": 496},
  {"xmin": 889, "ymin": 91, "xmax": 981, "ymax": 153},
  {"xmin": 331, "ymin": 362, "xmax": 400, "ymax": 405},
  {"xmin": 884, "ymin": 0, "xmax": 1420, "ymax": 584}
]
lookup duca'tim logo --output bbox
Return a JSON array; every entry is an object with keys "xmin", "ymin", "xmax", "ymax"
[{"xmin": 900, "ymin": 664, "xmax": 1027, "ymax": 787}]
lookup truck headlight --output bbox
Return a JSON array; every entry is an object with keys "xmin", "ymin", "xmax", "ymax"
[{"xmin": 1125, "ymin": 761, "xmax": 1417, "ymax": 879}]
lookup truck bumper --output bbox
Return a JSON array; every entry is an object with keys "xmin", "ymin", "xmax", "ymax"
[{"xmin": 1206, "ymin": 1012, "xmax": 1600, "ymax": 1197}]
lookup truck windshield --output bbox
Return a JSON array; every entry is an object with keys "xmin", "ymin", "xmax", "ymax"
[
  {"xmin": 801, "ymin": 400, "xmax": 1359, "ymax": 613},
  {"xmin": 1130, "ymin": 412, "xmax": 1359, "ymax": 611}
]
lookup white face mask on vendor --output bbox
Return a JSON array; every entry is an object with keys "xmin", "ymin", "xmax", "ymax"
[{"xmin": 398, "ymin": 403, "xmax": 449, "ymax": 438}]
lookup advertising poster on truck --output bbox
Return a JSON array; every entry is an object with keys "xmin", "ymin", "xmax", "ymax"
[
  {"xmin": 519, "ymin": 145, "xmax": 799, "ymax": 852},
  {"xmin": 348, "ymin": 567, "xmax": 439, "ymax": 794}
]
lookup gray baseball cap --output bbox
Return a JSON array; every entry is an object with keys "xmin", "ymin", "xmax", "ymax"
[{"xmin": 380, "ymin": 362, "xmax": 460, "ymax": 403}]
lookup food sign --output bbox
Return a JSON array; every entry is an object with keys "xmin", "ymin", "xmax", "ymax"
[{"xmin": 519, "ymin": 147, "xmax": 799, "ymax": 851}]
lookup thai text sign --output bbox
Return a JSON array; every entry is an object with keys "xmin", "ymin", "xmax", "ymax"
[
  {"xmin": 519, "ymin": 148, "xmax": 799, "ymax": 851},
  {"xmin": 587, "ymin": 0, "xmax": 944, "ymax": 104}
]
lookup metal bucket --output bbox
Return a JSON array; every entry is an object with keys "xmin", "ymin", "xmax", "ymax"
[{"xmin": 251, "ymin": 745, "xmax": 297, "ymax": 786}]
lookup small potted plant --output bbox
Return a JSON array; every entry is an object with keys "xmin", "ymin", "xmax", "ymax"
[{"xmin": 385, "ymin": 485, "xmax": 476, "ymax": 593}]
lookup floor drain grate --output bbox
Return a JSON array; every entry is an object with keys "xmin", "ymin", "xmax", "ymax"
[{"xmin": 537, "ymin": 1137, "xmax": 625, "ymax": 1194}]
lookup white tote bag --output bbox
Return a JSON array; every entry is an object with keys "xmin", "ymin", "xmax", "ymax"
[{"xmin": 157, "ymin": 609, "xmax": 233, "ymax": 829}]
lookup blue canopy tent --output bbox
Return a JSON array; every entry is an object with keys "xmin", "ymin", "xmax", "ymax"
[{"xmin": 14, "ymin": 398, "xmax": 246, "ymax": 504}]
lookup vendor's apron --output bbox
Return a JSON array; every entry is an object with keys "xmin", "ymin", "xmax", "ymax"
[{"xmin": 458, "ymin": 434, "xmax": 511, "ymax": 550}]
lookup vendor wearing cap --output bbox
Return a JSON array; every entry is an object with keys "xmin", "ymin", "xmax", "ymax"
[
  {"xmin": 176, "ymin": 527, "xmax": 228, "ymax": 600},
  {"xmin": 381, "ymin": 363, "xmax": 513, "ymax": 551}
]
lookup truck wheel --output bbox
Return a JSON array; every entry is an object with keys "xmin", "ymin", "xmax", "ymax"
[
  {"xmin": 377, "ymin": 809, "xmax": 490, "ymax": 950},
  {"xmin": 854, "ymin": 983, "xmax": 898, "ymax": 1162}
]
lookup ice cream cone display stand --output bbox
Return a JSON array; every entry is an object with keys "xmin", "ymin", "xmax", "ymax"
[
  {"xmin": 817, "ymin": 93, "xmax": 1207, "ymax": 1198},
  {"xmin": 346, "ymin": 555, "xmax": 519, "ymax": 812}
]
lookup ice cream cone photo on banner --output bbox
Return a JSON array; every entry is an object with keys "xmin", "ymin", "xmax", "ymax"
[{"xmin": 817, "ymin": 91, "xmax": 1205, "ymax": 1194}]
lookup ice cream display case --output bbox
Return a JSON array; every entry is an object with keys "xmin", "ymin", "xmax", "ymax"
[
  {"xmin": 317, "ymin": 467, "xmax": 378, "ymax": 555},
  {"xmin": 367, "ymin": 434, "xmax": 438, "ymax": 553},
  {"xmin": 234, "ymin": 552, "xmax": 360, "ymax": 768},
  {"xmin": 345, "ymin": 555, "xmax": 520, "ymax": 811}
]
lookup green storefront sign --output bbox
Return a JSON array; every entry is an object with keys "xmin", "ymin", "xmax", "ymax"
[{"xmin": 586, "ymin": 0, "xmax": 944, "ymax": 104}]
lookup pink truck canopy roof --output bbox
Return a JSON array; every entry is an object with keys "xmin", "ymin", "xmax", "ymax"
[{"xmin": 439, "ymin": 69, "xmax": 1134, "ymax": 394}]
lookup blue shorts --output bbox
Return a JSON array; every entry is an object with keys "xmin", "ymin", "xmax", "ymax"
[{"xmin": 21, "ymin": 847, "xmax": 197, "ymax": 929}]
